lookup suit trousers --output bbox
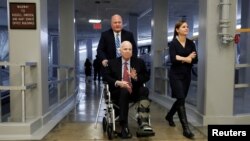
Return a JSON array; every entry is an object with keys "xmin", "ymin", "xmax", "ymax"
[{"xmin": 115, "ymin": 86, "xmax": 149, "ymax": 127}]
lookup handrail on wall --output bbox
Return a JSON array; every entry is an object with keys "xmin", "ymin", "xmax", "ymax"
[
  {"xmin": 236, "ymin": 28, "xmax": 250, "ymax": 33},
  {"xmin": 48, "ymin": 65, "xmax": 74, "ymax": 104},
  {"xmin": 0, "ymin": 61, "xmax": 37, "ymax": 122},
  {"xmin": 50, "ymin": 64, "xmax": 74, "ymax": 70},
  {"xmin": 0, "ymin": 63, "xmax": 74, "ymax": 122}
]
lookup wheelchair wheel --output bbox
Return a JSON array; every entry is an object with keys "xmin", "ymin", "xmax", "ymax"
[
  {"xmin": 102, "ymin": 117, "xmax": 107, "ymax": 132},
  {"xmin": 107, "ymin": 124, "xmax": 113, "ymax": 140}
]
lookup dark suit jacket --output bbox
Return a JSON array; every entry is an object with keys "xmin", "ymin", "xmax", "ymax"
[
  {"xmin": 97, "ymin": 29, "xmax": 137, "ymax": 62},
  {"xmin": 103, "ymin": 57, "xmax": 149, "ymax": 98}
]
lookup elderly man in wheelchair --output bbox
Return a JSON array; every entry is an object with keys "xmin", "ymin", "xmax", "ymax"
[{"xmin": 102, "ymin": 41, "xmax": 155, "ymax": 139}]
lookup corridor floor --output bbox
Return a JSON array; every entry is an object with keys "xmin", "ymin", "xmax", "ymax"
[{"xmin": 40, "ymin": 78, "xmax": 208, "ymax": 141}]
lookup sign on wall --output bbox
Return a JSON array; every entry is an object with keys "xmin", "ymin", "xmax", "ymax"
[{"xmin": 9, "ymin": 3, "xmax": 36, "ymax": 29}]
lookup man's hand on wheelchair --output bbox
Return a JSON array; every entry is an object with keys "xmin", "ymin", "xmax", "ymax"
[{"xmin": 102, "ymin": 59, "xmax": 108, "ymax": 67}]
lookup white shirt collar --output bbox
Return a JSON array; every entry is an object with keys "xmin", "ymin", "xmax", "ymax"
[
  {"xmin": 122, "ymin": 58, "xmax": 130, "ymax": 65},
  {"xmin": 114, "ymin": 31, "xmax": 121, "ymax": 37}
]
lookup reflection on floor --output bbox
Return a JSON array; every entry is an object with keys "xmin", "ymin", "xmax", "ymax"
[{"xmin": 41, "ymin": 77, "xmax": 208, "ymax": 141}]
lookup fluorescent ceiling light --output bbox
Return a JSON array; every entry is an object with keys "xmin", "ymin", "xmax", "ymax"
[{"xmin": 88, "ymin": 19, "xmax": 101, "ymax": 23}]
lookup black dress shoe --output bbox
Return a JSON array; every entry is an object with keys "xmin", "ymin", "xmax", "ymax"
[
  {"xmin": 165, "ymin": 115, "xmax": 176, "ymax": 127},
  {"xmin": 183, "ymin": 126, "xmax": 195, "ymax": 139},
  {"xmin": 183, "ymin": 130, "xmax": 195, "ymax": 139},
  {"xmin": 120, "ymin": 127, "xmax": 132, "ymax": 139}
]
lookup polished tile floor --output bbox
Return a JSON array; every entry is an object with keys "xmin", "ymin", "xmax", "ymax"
[{"xmin": 40, "ymin": 77, "xmax": 208, "ymax": 141}]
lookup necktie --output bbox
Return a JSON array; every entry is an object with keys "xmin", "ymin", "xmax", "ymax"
[
  {"xmin": 123, "ymin": 62, "xmax": 132, "ymax": 93},
  {"xmin": 115, "ymin": 33, "xmax": 120, "ymax": 57}
]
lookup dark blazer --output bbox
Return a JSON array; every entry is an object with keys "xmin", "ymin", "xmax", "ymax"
[
  {"xmin": 103, "ymin": 57, "xmax": 149, "ymax": 96},
  {"xmin": 168, "ymin": 38, "xmax": 198, "ymax": 98},
  {"xmin": 97, "ymin": 29, "xmax": 137, "ymax": 61}
]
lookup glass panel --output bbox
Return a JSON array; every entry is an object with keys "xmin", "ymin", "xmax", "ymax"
[
  {"xmin": 186, "ymin": 64, "xmax": 198, "ymax": 106},
  {"xmin": 236, "ymin": 32, "xmax": 250, "ymax": 64},
  {"xmin": 48, "ymin": 36, "xmax": 59, "ymax": 106},
  {"xmin": 234, "ymin": 31, "xmax": 250, "ymax": 114},
  {"xmin": 235, "ymin": 67, "xmax": 250, "ymax": 84},
  {"xmin": 49, "ymin": 83, "xmax": 58, "ymax": 106},
  {"xmin": 234, "ymin": 87, "xmax": 250, "ymax": 114},
  {"xmin": 0, "ymin": 0, "xmax": 9, "ymax": 122},
  {"xmin": 47, "ymin": 0, "xmax": 59, "ymax": 107}
]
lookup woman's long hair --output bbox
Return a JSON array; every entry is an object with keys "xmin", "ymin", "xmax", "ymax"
[{"xmin": 172, "ymin": 19, "xmax": 187, "ymax": 40}]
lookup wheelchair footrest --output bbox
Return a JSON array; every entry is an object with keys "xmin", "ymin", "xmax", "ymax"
[
  {"xmin": 136, "ymin": 124, "xmax": 155, "ymax": 137},
  {"xmin": 136, "ymin": 129, "xmax": 155, "ymax": 137}
]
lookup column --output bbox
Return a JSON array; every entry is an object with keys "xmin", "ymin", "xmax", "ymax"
[
  {"xmin": 59, "ymin": 0, "xmax": 75, "ymax": 97},
  {"xmin": 128, "ymin": 13, "xmax": 138, "ymax": 47},
  {"xmin": 1, "ymin": 0, "xmax": 77, "ymax": 139},
  {"xmin": 151, "ymin": 0, "xmax": 168, "ymax": 94},
  {"xmin": 197, "ymin": 0, "xmax": 236, "ymax": 125},
  {"xmin": 8, "ymin": 0, "xmax": 48, "ymax": 122}
]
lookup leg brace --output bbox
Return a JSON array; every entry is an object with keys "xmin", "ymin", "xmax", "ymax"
[{"xmin": 137, "ymin": 99, "xmax": 151, "ymax": 127}]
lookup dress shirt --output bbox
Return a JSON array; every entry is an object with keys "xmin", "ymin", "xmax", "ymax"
[{"xmin": 114, "ymin": 58, "xmax": 131, "ymax": 87}]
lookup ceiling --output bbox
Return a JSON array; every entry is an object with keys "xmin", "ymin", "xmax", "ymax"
[
  {"xmin": 1, "ymin": 0, "xmax": 199, "ymax": 42},
  {"xmin": 47, "ymin": 0, "xmax": 155, "ymax": 40}
]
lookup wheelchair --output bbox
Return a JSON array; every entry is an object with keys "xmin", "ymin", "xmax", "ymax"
[{"xmin": 95, "ymin": 82, "xmax": 155, "ymax": 140}]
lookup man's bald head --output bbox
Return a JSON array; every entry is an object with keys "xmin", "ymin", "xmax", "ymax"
[{"xmin": 111, "ymin": 14, "xmax": 123, "ymax": 32}]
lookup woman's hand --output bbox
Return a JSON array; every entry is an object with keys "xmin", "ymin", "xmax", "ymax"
[
  {"xmin": 188, "ymin": 51, "xmax": 196, "ymax": 59},
  {"xmin": 176, "ymin": 52, "xmax": 196, "ymax": 64}
]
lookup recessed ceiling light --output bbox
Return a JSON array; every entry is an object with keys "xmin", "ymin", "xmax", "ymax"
[{"xmin": 88, "ymin": 19, "xmax": 101, "ymax": 23}]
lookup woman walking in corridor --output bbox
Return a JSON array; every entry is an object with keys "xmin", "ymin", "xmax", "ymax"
[{"xmin": 165, "ymin": 19, "xmax": 198, "ymax": 139}]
